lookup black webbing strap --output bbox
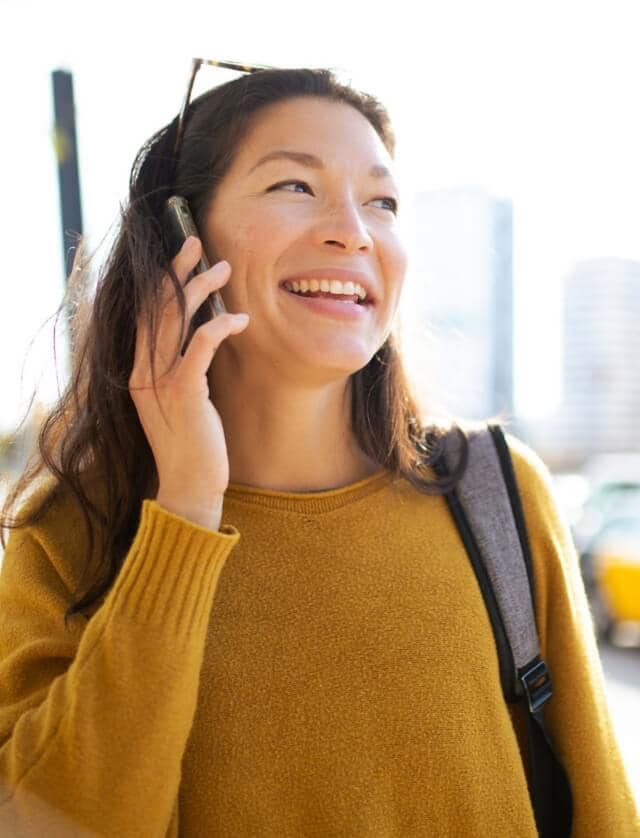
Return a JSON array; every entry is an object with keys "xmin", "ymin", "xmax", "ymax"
[
  {"xmin": 432, "ymin": 425, "xmax": 573, "ymax": 836},
  {"xmin": 526, "ymin": 701, "xmax": 573, "ymax": 836},
  {"xmin": 489, "ymin": 424, "xmax": 573, "ymax": 836}
]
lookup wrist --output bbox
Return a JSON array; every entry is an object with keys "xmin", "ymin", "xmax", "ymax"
[{"xmin": 154, "ymin": 493, "xmax": 224, "ymax": 531}]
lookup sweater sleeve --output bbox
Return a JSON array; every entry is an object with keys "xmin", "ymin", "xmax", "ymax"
[
  {"xmin": 0, "ymin": 496, "xmax": 240, "ymax": 837},
  {"xmin": 507, "ymin": 434, "xmax": 640, "ymax": 837}
]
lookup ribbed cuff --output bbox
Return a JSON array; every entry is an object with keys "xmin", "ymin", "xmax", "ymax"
[{"xmin": 108, "ymin": 499, "xmax": 240, "ymax": 637}]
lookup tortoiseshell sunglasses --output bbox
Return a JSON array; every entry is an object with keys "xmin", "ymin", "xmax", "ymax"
[
  {"xmin": 164, "ymin": 58, "xmax": 279, "ymax": 323},
  {"xmin": 173, "ymin": 57, "xmax": 280, "ymax": 158}
]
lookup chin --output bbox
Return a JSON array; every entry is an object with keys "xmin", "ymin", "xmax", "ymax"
[{"xmin": 303, "ymin": 345, "xmax": 375, "ymax": 378}]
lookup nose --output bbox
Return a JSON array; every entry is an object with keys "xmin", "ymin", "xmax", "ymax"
[{"xmin": 314, "ymin": 198, "xmax": 374, "ymax": 252}]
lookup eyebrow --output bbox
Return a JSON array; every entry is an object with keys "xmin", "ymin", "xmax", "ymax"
[{"xmin": 248, "ymin": 149, "xmax": 394, "ymax": 181}]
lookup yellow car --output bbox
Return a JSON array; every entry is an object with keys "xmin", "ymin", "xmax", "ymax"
[{"xmin": 585, "ymin": 515, "xmax": 640, "ymax": 641}]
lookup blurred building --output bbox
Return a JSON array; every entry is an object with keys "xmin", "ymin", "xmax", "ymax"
[
  {"xmin": 412, "ymin": 186, "xmax": 514, "ymax": 421},
  {"xmin": 544, "ymin": 258, "xmax": 640, "ymax": 467}
]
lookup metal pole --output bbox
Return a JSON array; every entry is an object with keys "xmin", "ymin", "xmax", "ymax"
[{"xmin": 51, "ymin": 69, "xmax": 83, "ymax": 283}]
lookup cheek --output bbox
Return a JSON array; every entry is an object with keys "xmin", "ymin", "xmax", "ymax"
[
  {"xmin": 386, "ymin": 241, "xmax": 408, "ymax": 297},
  {"xmin": 204, "ymin": 203, "xmax": 262, "ymax": 261},
  {"xmin": 225, "ymin": 220, "xmax": 275, "ymax": 265},
  {"xmin": 218, "ymin": 222, "xmax": 275, "ymax": 308},
  {"xmin": 390, "ymin": 229, "xmax": 409, "ymax": 268}
]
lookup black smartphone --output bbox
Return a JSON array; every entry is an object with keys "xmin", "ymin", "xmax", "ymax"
[{"xmin": 160, "ymin": 196, "xmax": 228, "ymax": 332}]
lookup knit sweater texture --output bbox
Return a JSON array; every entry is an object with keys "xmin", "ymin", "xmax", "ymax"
[{"xmin": 0, "ymin": 434, "xmax": 638, "ymax": 836}]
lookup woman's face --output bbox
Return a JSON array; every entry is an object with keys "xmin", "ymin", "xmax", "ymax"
[{"xmin": 203, "ymin": 95, "xmax": 408, "ymax": 384}]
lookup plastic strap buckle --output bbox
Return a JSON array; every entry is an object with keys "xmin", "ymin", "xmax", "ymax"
[{"xmin": 520, "ymin": 659, "xmax": 553, "ymax": 714}]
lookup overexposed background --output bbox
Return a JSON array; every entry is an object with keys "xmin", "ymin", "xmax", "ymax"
[{"xmin": 1, "ymin": 0, "xmax": 640, "ymax": 431}]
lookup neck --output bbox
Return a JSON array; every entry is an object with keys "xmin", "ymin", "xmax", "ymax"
[{"xmin": 207, "ymin": 363, "xmax": 381, "ymax": 494}]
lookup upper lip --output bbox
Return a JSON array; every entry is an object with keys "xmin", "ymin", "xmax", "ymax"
[{"xmin": 279, "ymin": 268, "xmax": 377, "ymax": 303}]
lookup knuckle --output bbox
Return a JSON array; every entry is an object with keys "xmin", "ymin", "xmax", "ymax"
[
  {"xmin": 189, "ymin": 270, "xmax": 225, "ymax": 299},
  {"xmin": 128, "ymin": 377, "xmax": 142, "ymax": 398},
  {"xmin": 191, "ymin": 318, "xmax": 221, "ymax": 343},
  {"xmin": 173, "ymin": 243, "xmax": 200, "ymax": 275},
  {"xmin": 162, "ymin": 282, "xmax": 183, "ymax": 305},
  {"xmin": 128, "ymin": 369, "xmax": 146, "ymax": 389}
]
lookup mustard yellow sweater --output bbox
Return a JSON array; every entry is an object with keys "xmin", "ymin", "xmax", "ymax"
[{"xmin": 0, "ymin": 434, "xmax": 638, "ymax": 837}]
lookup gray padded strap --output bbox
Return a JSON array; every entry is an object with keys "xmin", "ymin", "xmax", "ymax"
[{"xmin": 445, "ymin": 428, "xmax": 540, "ymax": 684}]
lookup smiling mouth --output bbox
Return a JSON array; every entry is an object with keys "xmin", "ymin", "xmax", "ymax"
[{"xmin": 279, "ymin": 285, "xmax": 372, "ymax": 306}]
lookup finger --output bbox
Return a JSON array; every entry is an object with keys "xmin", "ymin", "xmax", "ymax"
[
  {"xmin": 152, "ymin": 237, "xmax": 201, "ymax": 321},
  {"xmin": 178, "ymin": 313, "xmax": 250, "ymax": 382},
  {"xmin": 155, "ymin": 237, "xmax": 204, "ymax": 315},
  {"xmin": 171, "ymin": 236, "xmax": 203, "ymax": 285},
  {"xmin": 131, "ymin": 241, "xmax": 228, "ymax": 386},
  {"xmin": 157, "ymin": 260, "xmax": 232, "ymax": 359},
  {"xmin": 131, "ymin": 241, "xmax": 193, "ymax": 382},
  {"xmin": 179, "ymin": 260, "xmax": 231, "ymax": 321},
  {"xmin": 131, "ymin": 302, "xmax": 181, "ymax": 390}
]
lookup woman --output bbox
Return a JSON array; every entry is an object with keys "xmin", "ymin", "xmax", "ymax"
[{"xmin": 0, "ymin": 64, "xmax": 638, "ymax": 836}]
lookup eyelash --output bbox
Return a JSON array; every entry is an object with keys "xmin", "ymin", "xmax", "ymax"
[{"xmin": 268, "ymin": 180, "xmax": 399, "ymax": 214}]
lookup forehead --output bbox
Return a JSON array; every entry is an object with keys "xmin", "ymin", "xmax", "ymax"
[{"xmin": 234, "ymin": 97, "xmax": 395, "ymax": 176}]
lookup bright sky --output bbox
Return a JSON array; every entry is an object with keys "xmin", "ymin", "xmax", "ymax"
[{"xmin": 2, "ymin": 0, "xmax": 640, "ymax": 432}]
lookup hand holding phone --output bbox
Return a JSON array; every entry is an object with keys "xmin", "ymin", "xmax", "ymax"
[
  {"xmin": 161, "ymin": 196, "xmax": 228, "ymax": 321},
  {"xmin": 128, "ymin": 200, "xmax": 250, "ymax": 529}
]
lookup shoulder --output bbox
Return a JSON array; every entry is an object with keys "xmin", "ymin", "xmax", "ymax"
[
  {"xmin": 500, "ymin": 430, "xmax": 566, "ymax": 531},
  {"xmin": 454, "ymin": 420, "xmax": 559, "ymax": 512},
  {"xmin": 2, "ymin": 472, "xmax": 107, "ymax": 600},
  {"xmin": 497, "ymin": 429, "xmax": 582, "ymax": 611},
  {"xmin": 456, "ymin": 422, "xmax": 573, "ymax": 557},
  {"xmin": 503, "ymin": 430, "xmax": 556, "ymax": 495}
]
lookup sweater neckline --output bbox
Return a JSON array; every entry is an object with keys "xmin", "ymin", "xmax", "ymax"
[{"xmin": 224, "ymin": 468, "xmax": 396, "ymax": 514}]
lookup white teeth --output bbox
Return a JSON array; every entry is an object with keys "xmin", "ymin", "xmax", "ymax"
[{"xmin": 283, "ymin": 278, "xmax": 368, "ymax": 301}]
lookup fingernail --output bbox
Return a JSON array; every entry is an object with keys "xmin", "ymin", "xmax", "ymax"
[
  {"xmin": 234, "ymin": 312, "xmax": 249, "ymax": 322},
  {"xmin": 214, "ymin": 259, "xmax": 229, "ymax": 271}
]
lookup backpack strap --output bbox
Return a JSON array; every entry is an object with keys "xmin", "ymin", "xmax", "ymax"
[{"xmin": 432, "ymin": 422, "xmax": 573, "ymax": 837}]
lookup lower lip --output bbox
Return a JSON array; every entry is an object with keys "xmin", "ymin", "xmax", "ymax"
[{"xmin": 281, "ymin": 289, "xmax": 370, "ymax": 320}]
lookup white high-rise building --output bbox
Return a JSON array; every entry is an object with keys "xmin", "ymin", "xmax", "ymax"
[
  {"xmin": 554, "ymin": 258, "xmax": 640, "ymax": 463},
  {"xmin": 410, "ymin": 187, "xmax": 514, "ymax": 422}
]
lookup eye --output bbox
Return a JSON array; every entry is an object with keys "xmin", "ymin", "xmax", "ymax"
[
  {"xmin": 374, "ymin": 196, "xmax": 399, "ymax": 214},
  {"xmin": 268, "ymin": 180, "xmax": 311, "ymax": 195},
  {"xmin": 267, "ymin": 180, "xmax": 399, "ymax": 214}
]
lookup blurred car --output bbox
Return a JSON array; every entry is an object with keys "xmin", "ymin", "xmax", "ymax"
[
  {"xmin": 571, "ymin": 477, "xmax": 640, "ymax": 558},
  {"xmin": 581, "ymin": 513, "xmax": 640, "ymax": 642}
]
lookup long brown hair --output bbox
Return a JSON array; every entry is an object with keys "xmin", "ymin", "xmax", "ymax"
[{"xmin": 1, "ymin": 67, "xmax": 468, "ymax": 628}]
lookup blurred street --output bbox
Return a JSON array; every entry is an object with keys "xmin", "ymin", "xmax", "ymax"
[{"xmin": 599, "ymin": 642, "xmax": 640, "ymax": 805}]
